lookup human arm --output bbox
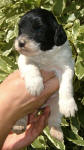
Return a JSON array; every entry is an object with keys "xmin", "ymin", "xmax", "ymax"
[
  {"xmin": 2, "ymin": 107, "xmax": 50, "ymax": 150},
  {"xmin": 0, "ymin": 70, "xmax": 59, "ymax": 148}
]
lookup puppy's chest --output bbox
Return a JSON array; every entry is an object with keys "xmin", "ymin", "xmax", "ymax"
[{"xmin": 29, "ymin": 52, "xmax": 62, "ymax": 75}]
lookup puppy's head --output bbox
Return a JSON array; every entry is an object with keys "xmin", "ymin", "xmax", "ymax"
[{"xmin": 15, "ymin": 8, "xmax": 67, "ymax": 56}]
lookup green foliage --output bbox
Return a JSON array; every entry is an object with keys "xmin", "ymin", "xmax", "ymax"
[{"xmin": 0, "ymin": 0, "xmax": 84, "ymax": 149}]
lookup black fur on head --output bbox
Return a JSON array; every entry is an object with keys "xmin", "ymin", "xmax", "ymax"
[{"xmin": 18, "ymin": 8, "xmax": 67, "ymax": 51}]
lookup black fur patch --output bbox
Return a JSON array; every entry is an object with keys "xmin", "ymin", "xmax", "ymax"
[{"xmin": 19, "ymin": 8, "xmax": 67, "ymax": 51}]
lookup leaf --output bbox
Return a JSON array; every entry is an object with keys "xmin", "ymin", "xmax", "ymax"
[
  {"xmin": 81, "ymin": 97, "xmax": 84, "ymax": 105},
  {"xmin": 0, "ymin": 69, "xmax": 8, "ymax": 82},
  {"xmin": 70, "ymin": 117, "xmax": 80, "ymax": 135},
  {"xmin": 53, "ymin": 0, "xmax": 66, "ymax": 16},
  {"xmin": 44, "ymin": 127, "xmax": 65, "ymax": 150},
  {"xmin": 80, "ymin": 8, "xmax": 84, "ymax": 17},
  {"xmin": 79, "ymin": 25, "xmax": 84, "ymax": 33},
  {"xmin": 67, "ymin": 13, "xmax": 76, "ymax": 22},
  {"xmin": 74, "ymin": 79, "xmax": 80, "ymax": 92},
  {"xmin": 35, "ymin": 0, "xmax": 41, "ymax": 7},
  {"xmin": 76, "ymin": 42, "xmax": 84, "ymax": 55},
  {"xmin": 32, "ymin": 135, "xmax": 47, "ymax": 149},
  {"xmin": 75, "ymin": 61, "xmax": 84, "ymax": 80},
  {"xmin": 78, "ymin": 107, "xmax": 84, "ymax": 128},
  {"xmin": 61, "ymin": 117, "xmax": 69, "ymax": 127},
  {"xmin": 2, "ymin": 48, "xmax": 12, "ymax": 56},
  {"xmin": 0, "ymin": 56, "xmax": 13, "ymax": 73},
  {"xmin": 0, "ymin": 55, "xmax": 17, "ymax": 70},
  {"xmin": 0, "ymin": 17, "xmax": 6, "ymax": 25},
  {"xmin": 14, "ymin": 24, "xmax": 19, "ymax": 37},
  {"xmin": 64, "ymin": 22, "xmax": 73, "ymax": 29},
  {"xmin": 63, "ymin": 127, "xmax": 84, "ymax": 146},
  {"xmin": 72, "ymin": 19, "xmax": 80, "ymax": 40},
  {"xmin": 6, "ymin": 30, "xmax": 15, "ymax": 43}
]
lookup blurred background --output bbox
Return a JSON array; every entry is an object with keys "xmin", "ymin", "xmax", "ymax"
[{"xmin": 0, "ymin": 0, "xmax": 84, "ymax": 149}]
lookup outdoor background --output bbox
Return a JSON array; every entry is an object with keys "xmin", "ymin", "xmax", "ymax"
[{"xmin": 0, "ymin": 0, "xmax": 84, "ymax": 149}]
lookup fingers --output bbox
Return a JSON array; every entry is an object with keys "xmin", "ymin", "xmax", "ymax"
[
  {"xmin": 4, "ymin": 69, "xmax": 55, "ymax": 84},
  {"xmin": 33, "ymin": 77, "xmax": 59, "ymax": 108},
  {"xmin": 29, "ymin": 106, "xmax": 50, "ymax": 130},
  {"xmin": 28, "ymin": 110, "xmax": 38, "ymax": 124},
  {"xmin": 25, "ymin": 107, "xmax": 50, "ymax": 143},
  {"xmin": 28, "ymin": 106, "xmax": 50, "ymax": 124},
  {"xmin": 40, "ymin": 70, "xmax": 55, "ymax": 82},
  {"xmin": 41, "ymin": 106, "xmax": 50, "ymax": 122},
  {"xmin": 37, "ymin": 106, "xmax": 50, "ymax": 128}
]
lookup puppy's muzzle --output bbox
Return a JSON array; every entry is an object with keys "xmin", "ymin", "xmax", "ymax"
[{"xmin": 15, "ymin": 34, "xmax": 40, "ymax": 56}]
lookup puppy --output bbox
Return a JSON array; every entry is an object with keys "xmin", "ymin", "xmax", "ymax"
[{"xmin": 14, "ymin": 8, "xmax": 77, "ymax": 140}]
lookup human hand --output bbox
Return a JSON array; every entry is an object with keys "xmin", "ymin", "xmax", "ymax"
[
  {"xmin": 2, "ymin": 107, "xmax": 50, "ymax": 150},
  {"xmin": 0, "ymin": 70, "xmax": 59, "ymax": 123},
  {"xmin": 0, "ymin": 70, "xmax": 59, "ymax": 148}
]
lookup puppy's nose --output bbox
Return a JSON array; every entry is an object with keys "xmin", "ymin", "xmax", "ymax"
[{"xmin": 19, "ymin": 41, "xmax": 25, "ymax": 48}]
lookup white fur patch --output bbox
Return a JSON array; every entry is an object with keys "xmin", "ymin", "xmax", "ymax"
[
  {"xmin": 18, "ymin": 63, "xmax": 44, "ymax": 96},
  {"xmin": 59, "ymin": 97, "xmax": 78, "ymax": 117},
  {"xmin": 24, "ymin": 65, "xmax": 44, "ymax": 95}
]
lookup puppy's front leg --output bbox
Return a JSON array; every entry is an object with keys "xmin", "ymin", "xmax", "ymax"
[
  {"xmin": 24, "ymin": 64, "xmax": 44, "ymax": 96},
  {"xmin": 13, "ymin": 55, "xmax": 44, "ymax": 133},
  {"xmin": 18, "ymin": 55, "xmax": 44, "ymax": 96},
  {"xmin": 58, "ymin": 64, "xmax": 78, "ymax": 117}
]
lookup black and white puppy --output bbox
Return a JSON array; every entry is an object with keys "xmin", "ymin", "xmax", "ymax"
[{"xmin": 14, "ymin": 8, "xmax": 77, "ymax": 140}]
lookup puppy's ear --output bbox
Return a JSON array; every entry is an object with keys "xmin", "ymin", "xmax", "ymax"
[{"xmin": 54, "ymin": 25, "xmax": 67, "ymax": 46}]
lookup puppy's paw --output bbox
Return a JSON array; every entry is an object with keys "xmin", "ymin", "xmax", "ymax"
[
  {"xmin": 59, "ymin": 98, "xmax": 78, "ymax": 117},
  {"xmin": 12, "ymin": 116, "xmax": 28, "ymax": 134},
  {"xmin": 50, "ymin": 126, "xmax": 63, "ymax": 141},
  {"xmin": 25, "ymin": 76, "xmax": 44, "ymax": 96}
]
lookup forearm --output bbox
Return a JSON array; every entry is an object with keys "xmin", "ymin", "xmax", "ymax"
[{"xmin": 0, "ymin": 97, "xmax": 15, "ymax": 148}]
